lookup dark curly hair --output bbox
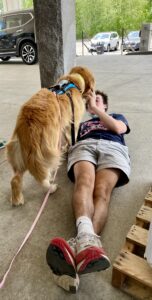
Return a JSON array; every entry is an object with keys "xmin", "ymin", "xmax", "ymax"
[{"xmin": 86, "ymin": 90, "xmax": 108, "ymax": 111}]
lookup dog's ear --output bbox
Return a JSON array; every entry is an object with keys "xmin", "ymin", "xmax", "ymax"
[{"xmin": 69, "ymin": 66, "xmax": 95, "ymax": 94}]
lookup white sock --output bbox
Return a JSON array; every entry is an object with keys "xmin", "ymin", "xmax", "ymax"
[{"xmin": 76, "ymin": 216, "xmax": 95, "ymax": 236}]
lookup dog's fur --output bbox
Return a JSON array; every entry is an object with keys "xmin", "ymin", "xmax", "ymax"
[{"xmin": 6, "ymin": 66, "xmax": 95, "ymax": 206}]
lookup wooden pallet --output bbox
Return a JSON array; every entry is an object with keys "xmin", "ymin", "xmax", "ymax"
[{"xmin": 112, "ymin": 188, "xmax": 152, "ymax": 300}]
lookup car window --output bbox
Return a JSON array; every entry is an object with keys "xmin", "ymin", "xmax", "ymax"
[
  {"xmin": 21, "ymin": 13, "xmax": 33, "ymax": 25},
  {"xmin": 5, "ymin": 15, "xmax": 22, "ymax": 29},
  {"xmin": 100, "ymin": 33, "xmax": 110, "ymax": 39},
  {"xmin": 93, "ymin": 33, "xmax": 102, "ymax": 40},
  {"xmin": 0, "ymin": 17, "xmax": 6, "ymax": 30},
  {"xmin": 128, "ymin": 31, "xmax": 139, "ymax": 38},
  {"xmin": 111, "ymin": 33, "xmax": 115, "ymax": 38},
  {"xmin": 93, "ymin": 33, "xmax": 110, "ymax": 40}
]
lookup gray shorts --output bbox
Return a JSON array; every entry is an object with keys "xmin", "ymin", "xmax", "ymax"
[{"xmin": 67, "ymin": 138, "xmax": 131, "ymax": 187}]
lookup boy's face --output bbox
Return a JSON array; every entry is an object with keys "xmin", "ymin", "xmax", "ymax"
[{"xmin": 88, "ymin": 94, "xmax": 107, "ymax": 114}]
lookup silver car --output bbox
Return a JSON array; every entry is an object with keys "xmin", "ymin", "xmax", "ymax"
[
  {"xmin": 90, "ymin": 31, "xmax": 119, "ymax": 52},
  {"xmin": 123, "ymin": 31, "xmax": 140, "ymax": 51}
]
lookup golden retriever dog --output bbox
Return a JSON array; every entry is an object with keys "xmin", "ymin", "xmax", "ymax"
[{"xmin": 6, "ymin": 66, "xmax": 95, "ymax": 206}]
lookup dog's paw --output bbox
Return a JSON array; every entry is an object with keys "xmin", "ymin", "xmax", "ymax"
[
  {"xmin": 42, "ymin": 180, "xmax": 58, "ymax": 193},
  {"xmin": 49, "ymin": 183, "xmax": 58, "ymax": 194},
  {"xmin": 10, "ymin": 194, "xmax": 24, "ymax": 206}
]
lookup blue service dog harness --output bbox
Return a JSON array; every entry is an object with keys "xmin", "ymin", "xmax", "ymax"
[{"xmin": 48, "ymin": 80, "xmax": 81, "ymax": 146}]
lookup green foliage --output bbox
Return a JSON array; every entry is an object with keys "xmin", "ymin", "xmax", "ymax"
[
  {"xmin": 145, "ymin": 0, "xmax": 152, "ymax": 21},
  {"xmin": 0, "ymin": 0, "xmax": 33, "ymax": 11},
  {"xmin": 76, "ymin": 0, "xmax": 152, "ymax": 38},
  {"xmin": 22, "ymin": 0, "xmax": 33, "ymax": 9},
  {"xmin": 0, "ymin": 0, "xmax": 3, "ymax": 11}
]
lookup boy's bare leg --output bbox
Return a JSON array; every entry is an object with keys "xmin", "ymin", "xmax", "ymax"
[
  {"xmin": 73, "ymin": 161, "xmax": 96, "ymax": 219},
  {"xmin": 92, "ymin": 168, "xmax": 120, "ymax": 235}
]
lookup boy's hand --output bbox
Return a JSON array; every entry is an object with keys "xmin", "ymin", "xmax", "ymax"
[{"xmin": 85, "ymin": 90, "xmax": 96, "ymax": 111}]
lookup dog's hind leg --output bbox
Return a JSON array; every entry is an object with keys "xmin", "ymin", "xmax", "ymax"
[
  {"xmin": 37, "ymin": 167, "xmax": 58, "ymax": 194},
  {"xmin": 11, "ymin": 171, "xmax": 25, "ymax": 206},
  {"xmin": 42, "ymin": 179, "xmax": 58, "ymax": 194},
  {"xmin": 6, "ymin": 138, "xmax": 26, "ymax": 206}
]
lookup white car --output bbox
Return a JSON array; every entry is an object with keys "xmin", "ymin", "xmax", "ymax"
[{"xmin": 90, "ymin": 31, "xmax": 119, "ymax": 52}]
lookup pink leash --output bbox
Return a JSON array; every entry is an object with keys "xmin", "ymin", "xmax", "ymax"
[{"xmin": 0, "ymin": 187, "xmax": 52, "ymax": 289}]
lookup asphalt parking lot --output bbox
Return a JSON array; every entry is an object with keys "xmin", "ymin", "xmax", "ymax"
[{"xmin": 0, "ymin": 41, "xmax": 123, "ymax": 65}]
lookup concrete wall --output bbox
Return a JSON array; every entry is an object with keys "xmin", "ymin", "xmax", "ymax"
[
  {"xmin": 61, "ymin": 0, "xmax": 76, "ymax": 75},
  {"xmin": 140, "ymin": 23, "xmax": 152, "ymax": 52},
  {"xmin": 2, "ymin": 0, "xmax": 22, "ymax": 12}
]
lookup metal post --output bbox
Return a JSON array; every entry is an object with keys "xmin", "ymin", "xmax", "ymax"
[
  {"xmin": 82, "ymin": 30, "xmax": 84, "ymax": 56},
  {"xmin": 121, "ymin": 28, "xmax": 124, "ymax": 55}
]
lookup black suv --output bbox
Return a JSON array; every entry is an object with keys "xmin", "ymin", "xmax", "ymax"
[{"xmin": 0, "ymin": 9, "xmax": 38, "ymax": 64}]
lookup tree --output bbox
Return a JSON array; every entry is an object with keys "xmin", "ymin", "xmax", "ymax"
[
  {"xmin": 145, "ymin": 0, "xmax": 152, "ymax": 21},
  {"xmin": 76, "ymin": 0, "xmax": 152, "ymax": 38}
]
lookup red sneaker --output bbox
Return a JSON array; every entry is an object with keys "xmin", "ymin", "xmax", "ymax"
[
  {"xmin": 46, "ymin": 237, "xmax": 79, "ymax": 293},
  {"xmin": 75, "ymin": 233, "xmax": 110, "ymax": 275}
]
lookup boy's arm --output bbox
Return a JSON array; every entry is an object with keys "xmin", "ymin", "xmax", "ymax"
[
  {"xmin": 86, "ymin": 91, "xmax": 127, "ymax": 134},
  {"xmin": 94, "ymin": 110, "xmax": 127, "ymax": 134}
]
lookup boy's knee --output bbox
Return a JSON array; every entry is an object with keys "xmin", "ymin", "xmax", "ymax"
[
  {"xmin": 94, "ymin": 182, "xmax": 111, "ymax": 201},
  {"xmin": 75, "ymin": 172, "xmax": 94, "ymax": 189}
]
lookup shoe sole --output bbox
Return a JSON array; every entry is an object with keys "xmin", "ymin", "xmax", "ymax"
[
  {"xmin": 78, "ymin": 256, "xmax": 110, "ymax": 275},
  {"xmin": 46, "ymin": 244, "xmax": 76, "ymax": 277},
  {"xmin": 46, "ymin": 244, "xmax": 77, "ymax": 293}
]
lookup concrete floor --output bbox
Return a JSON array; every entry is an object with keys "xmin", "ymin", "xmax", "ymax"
[{"xmin": 0, "ymin": 54, "xmax": 152, "ymax": 300}]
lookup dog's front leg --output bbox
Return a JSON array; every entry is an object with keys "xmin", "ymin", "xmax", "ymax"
[{"xmin": 11, "ymin": 172, "xmax": 24, "ymax": 206}]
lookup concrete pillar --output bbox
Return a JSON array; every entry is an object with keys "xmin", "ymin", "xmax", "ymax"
[
  {"xmin": 2, "ymin": 0, "xmax": 22, "ymax": 12},
  {"xmin": 33, "ymin": 0, "xmax": 76, "ymax": 88},
  {"xmin": 140, "ymin": 23, "xmax": 152, "ymax": 52}
]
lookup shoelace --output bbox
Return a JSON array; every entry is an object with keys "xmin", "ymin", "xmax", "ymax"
[
  {"xmin": 76, "ymin": 233, "xmax": 102, "ymax": 252},
  {"xmin": 68, "ymin": 238, "xmax": 76, "ymax": 253}
]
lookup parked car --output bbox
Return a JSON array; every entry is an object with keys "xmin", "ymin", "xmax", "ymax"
[
  {"xmin": 0, "ymin": 9, "xmax": 38, "ymax": 64},
  {"xmin": 123, "ymin": 31, "xmax": 140, "ymax": 51},
  {"xmin": 89, "ymin": 31, "xmax": 119, "ymax": 52}
]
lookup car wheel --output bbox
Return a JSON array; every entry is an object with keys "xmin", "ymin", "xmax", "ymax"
[
  {"xmin": 20, "ymin": 42, "xmax": 38, "ymax": 65},
  {"xmin": 1, "ymin": 56, "xmax": 11, "ymax": 61},
  {"xmin": 107, "ymin": 45, "xmax": 110, "ymax": 52}
]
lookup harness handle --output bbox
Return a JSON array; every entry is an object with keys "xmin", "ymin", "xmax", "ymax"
[
  {"xmin": 66, "ymin": 90, "xmax": 75, "ymax": 146},
  {"xmin": 49, "ymin": 82, "xmax": 77, "ymax": 146}
]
